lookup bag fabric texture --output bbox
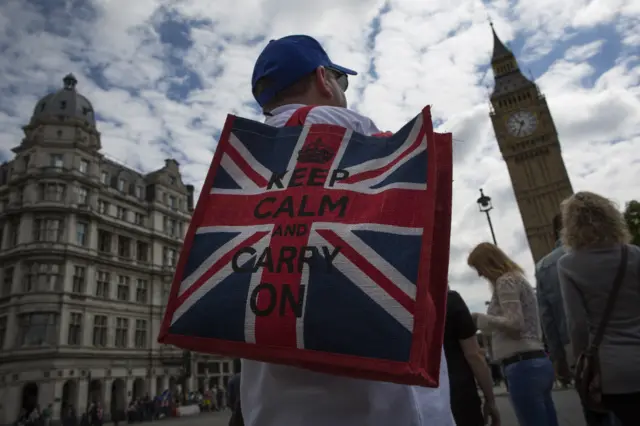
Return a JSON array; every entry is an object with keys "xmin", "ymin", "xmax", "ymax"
[
  {"xmin": 574, "ymin": 245, "xmax": 628, "ymax": 412},
  {"xmin": 159, "ymin": 105, "xmax": 453, "ymax": 387}
]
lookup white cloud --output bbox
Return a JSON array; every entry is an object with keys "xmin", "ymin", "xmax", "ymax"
[
  {"xmin": 564, "ymin": 40, "xmax": 605, "ymax": 61},
  {"xmin": 0, "ymin": 0, "xmax": 639, "ymax": 315}
]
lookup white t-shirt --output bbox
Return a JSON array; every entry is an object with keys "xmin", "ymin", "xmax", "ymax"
[{"xmin": 240, "ymin": 104, "xmax": 455, "ymax": 426}]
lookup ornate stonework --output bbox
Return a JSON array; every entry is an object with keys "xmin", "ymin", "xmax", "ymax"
[{"xmin": 488, "ymin": 25, "xmax": 574, "ymax": 263}]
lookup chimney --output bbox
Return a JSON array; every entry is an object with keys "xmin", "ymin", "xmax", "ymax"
[{"xmin": 186, "ymin": 185, "xmax": 195, "ymax": 212}]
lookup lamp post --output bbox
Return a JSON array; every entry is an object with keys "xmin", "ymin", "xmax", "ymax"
[{"xmin": 477, "ymin": 188, "xmax": 498, "ymax": 246}]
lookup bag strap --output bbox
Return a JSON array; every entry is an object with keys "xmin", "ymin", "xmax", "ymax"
[
  {"xmin": 590, "ymin": 244, "xmax": 628, "ymax": 351},
  {"xmin": 284, "ymin": 105, "xmax": 316, "ymax": 127}
]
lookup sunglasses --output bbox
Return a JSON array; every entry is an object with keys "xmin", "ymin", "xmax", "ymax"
[{"xmin": 326, "ymin": 67, "xmax": 349, "ymax": 92}]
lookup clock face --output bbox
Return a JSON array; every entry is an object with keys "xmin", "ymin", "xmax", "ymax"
[{"xmin": 506, "ymin": 111, "xmax": 538, "ymax": 137}]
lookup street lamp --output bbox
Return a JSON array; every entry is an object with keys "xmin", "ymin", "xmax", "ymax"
[{"xmin": 477, "ymin": 188, "xmax": 498, "ymax": 246}]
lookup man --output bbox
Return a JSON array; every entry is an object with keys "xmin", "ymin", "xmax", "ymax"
[
  {"xmin": 444, "ymin": 288, "xmax": 500, "ymax": 426},
  {"xmin": 536, "ymin": 214, "xmax": 620, "ymax": 426},
  {"xmin": 536, "ymin": 214, "xmax": 571, "ymax": 384},
  {"xmin": 227, "ymin": 359, "xmax": 243, "ymax": 426},
  {"xmin": 241, "ymin": 34, "xmax": 455, "ymax": 426}
]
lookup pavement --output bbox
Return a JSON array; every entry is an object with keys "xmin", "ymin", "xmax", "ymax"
[
  {"xmin": 495, "ymin": 388, "xmax": 586, "ymax": 426},
  {"xmin": 158, "ymin": 387, "xmax": 587, "ymax": 426}
]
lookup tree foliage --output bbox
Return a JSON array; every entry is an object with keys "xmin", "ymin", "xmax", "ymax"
[{"xmin": 624, "ymin": 200, "xmax": 640, "ymax": 246}]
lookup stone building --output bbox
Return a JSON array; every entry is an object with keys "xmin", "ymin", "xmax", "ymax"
[
  {"xmin": 0, "ymin": 74, "xmax": 232, "ymax": 425},
  {"xmin": 488, "ymin": 24, "xmax": 574, "ymax": 263}
]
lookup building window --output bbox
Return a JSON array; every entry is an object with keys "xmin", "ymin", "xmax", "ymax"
[
  {"xmin": 24, "ymin": 263, "xmax": 62, "ymax": 292},
  {"xmin": 100, "ymin": 171, "xmax": 109, "ymax": 185},
  {"xmin": 115, "ymin": 317, "xmax": 129, "ymax": 348},
  {"xmin": 1, "ymin": 267, "xmax": 13, "ymax": 297},
  {"xmin": 118, "ymin": 179, "xmax": 126, "ymax": 192},
  {"xmin": 18, "ymin": 313, "xmax": 58, "ymax": 346},
  {"xmin": 0, "ymin": 316, "xmax": 6, "ymax": 349},
  {"xmin": 162, "ymin": 281, "xmax": 171, "ymax": 304},
  {"xmin": 72, "ymin": 266, "xmax": 86, "ymax": 293},
  {"xmin": 117, "ymin": 275, "xmax": 130, "ymax": 301},
  {"xmin": 17, "ymin": 185, "xmax": 25, "ymax": 203},
  {"xmin": 134, "ymin": 212, "xmax": 144, "ymax": 226},
  {"xmin": 50, "ymin": 154, "xmax": 64, "ymax": 168},
  {"xmin": 76, "ymin": 221, "xmax": 88, "ymax": 246},
  {"xmin": 98, "ymin": 230, "xmax": 112, "ymax": 253},
  {"xmin": 164, "ymin": 217, "xmax": 178, "ymax": 237},
  {"xmin": 7, "ymin": 219, "xmax": 19, "ymax": 248},
  {"xmin": 96, "ymin": 271, "xmax": 110, "ymax": 298},
  {"xmin": 118, "ymin": 236, "xmax": 131, "ymax": 258},
  {"xmin": 79, "ymin": 159, "xmax": 89, "ymax": 174},
  {"xmin": 75, "ymin": 186, "xmax": 88, "ymax": 205},
  {"xmin": 163, "ymin": 247, "xmax": 178, "ymax": 267},
  {"xmin": 134, "ymin": 319, "xmax": 148, "ymax": 349},
  {"xmin": 39, "ymin": 182, "xmax": 66, "ymax": 202},
  {"xmin": 68, "ymin": 313, "xmax": 83, "ymax": 345},
  {"xmin": 135, "ymin": 279, "xmax": 148, "ymax": 303},
  {"xmin": 116, "ymin": 206, "xmax": 127, "ymax": 220},
  {"xmin": 92, "ymin": 315, "xmax": 107, "ymax": 347},
  {"xmin": 33, "ymin": 217, "xmax": 63, "ymax": 242},
  {"xmin": 136, "ymin": 242, "xmax": 149, "ymax": 262},
  {"xmin": 98, "ymin": 200, "xmax": 109, "ymax": 215},
  {"xmin": 134, "ymin": 185, "xmax": 143, "ymax": 199},
  {"xmin": 169, "ymin": 195, "xmax": 177, "ymax": 209}
]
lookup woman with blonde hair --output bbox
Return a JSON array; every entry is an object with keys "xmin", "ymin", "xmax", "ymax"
[
  {"xmin": 558, "ymin": 191, "xmax": 640, "ymax": 426},
  {"xmin": 468, "ymin": 242, "xmax": 558, "ymax": 426}
]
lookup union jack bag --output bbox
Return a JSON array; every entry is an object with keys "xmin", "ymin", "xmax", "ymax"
[{"xmin": 159, "ymin": 105, "xmax": 453, "ymax": 387}]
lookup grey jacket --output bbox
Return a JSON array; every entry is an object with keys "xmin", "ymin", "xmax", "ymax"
[
  {"xmin": 558, "ymin": 244, "xmax": 640, "ymax": 394},
  {"xmin": 535, "ymin": 240, "xmax": 570, "ymax": 363}
]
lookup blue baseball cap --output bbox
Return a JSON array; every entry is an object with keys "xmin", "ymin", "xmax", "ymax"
[{"xmin": 252, "ymin": 35, "xmax": 357, "ymax": 107}]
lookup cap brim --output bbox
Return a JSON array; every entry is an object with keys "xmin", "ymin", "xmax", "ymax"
[{"xmin": 329, "ymin": 63, "xmax": 357, "ymax": 76}]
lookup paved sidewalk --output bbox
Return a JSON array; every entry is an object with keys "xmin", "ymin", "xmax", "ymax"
[
  {"xmin": 495, "ymin": 388, "xmax": 586, "ymax": 426},
  {"xmin": 104, "ymin": 387, "xmax": 584, "ymax": 426},
  {"xmin": 152, "ymin": 389, "xmax": 587, "ymax": 426}
]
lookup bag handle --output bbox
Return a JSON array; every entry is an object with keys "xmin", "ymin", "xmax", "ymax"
[
  {"xmin": 284, "ymin": 105, "xmax": 316, "ymax": 127},
  {"xmin": 589, "ymin": 244, "xmax": 628, "ymax": 352}
]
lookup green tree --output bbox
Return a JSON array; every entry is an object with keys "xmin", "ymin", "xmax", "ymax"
[{"xmin": 624, "ymin": 200, "xmax": 640, "ymax": 246}]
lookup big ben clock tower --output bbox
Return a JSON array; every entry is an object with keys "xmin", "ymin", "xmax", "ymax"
[{"xmin": 489, "ymin": 24, "xmax": 574, "ymax": 263}]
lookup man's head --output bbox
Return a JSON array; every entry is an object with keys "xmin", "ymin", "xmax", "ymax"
[{"xmin": 252, "ymin": 35, "xmax": 356, "ymax": 113}]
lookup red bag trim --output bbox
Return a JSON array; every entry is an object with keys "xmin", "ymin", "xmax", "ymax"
[{"xmin": 158, "ymin": 105, "xmax": 452, "ymax": 387}]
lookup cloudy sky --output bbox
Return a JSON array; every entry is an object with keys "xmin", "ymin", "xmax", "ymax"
[{"xmin": 0, "ymin": 0, "xmax": 638, "ymax": 313}]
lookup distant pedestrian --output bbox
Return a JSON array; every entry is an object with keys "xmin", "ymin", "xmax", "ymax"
[{"xmin": 42, "ymin": 405, "xmax": 52, "ymax": 426}]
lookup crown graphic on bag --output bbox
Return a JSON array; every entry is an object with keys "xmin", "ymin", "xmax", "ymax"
[{"xmin": 297, "ymin": 138, "xmax": 333, "ymax": 164}]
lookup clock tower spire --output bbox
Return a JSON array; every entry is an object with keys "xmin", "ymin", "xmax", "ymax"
[{"xmin": 488, "ymin": 25, "xmax": 574, "ymax": 263}]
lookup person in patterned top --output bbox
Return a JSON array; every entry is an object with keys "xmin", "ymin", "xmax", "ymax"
[{"xmin": 467, "ymin": 242, "xmax": 559, "ymax": 426}]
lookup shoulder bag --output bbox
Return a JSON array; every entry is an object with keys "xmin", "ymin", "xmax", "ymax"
[{"xmin": 574, "ymin": 244, "xmax": 628, "ymax": 412}]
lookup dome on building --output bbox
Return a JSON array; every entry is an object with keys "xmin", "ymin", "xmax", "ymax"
[{"xmin": 31, "ymin": 73, "xmax": 96, "ymax": 126}]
